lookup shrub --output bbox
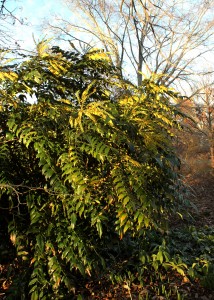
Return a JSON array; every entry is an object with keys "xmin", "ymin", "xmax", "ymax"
[{"xmin": 0, "ymin": 41, "xmax": 184, "ymax": 298}]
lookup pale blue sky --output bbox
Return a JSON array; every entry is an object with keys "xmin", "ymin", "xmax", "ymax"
[{"xmin": 6, "ymin": 0, "xmax": 68, "ymax": 49}]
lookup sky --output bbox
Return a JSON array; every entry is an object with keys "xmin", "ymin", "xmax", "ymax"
[{"xmin": 6, "ymin": 0, "xmax": 68, "ymax": 50}]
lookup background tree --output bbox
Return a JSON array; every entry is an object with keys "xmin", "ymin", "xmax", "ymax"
[
  {"xmin": 47, "ymin": 0, "xmax": 214, "ymax": 88},
  {"xmin": 0, "ymin": 0, "xmax": 24, "ymax": 49},
  {"xmin": 194, "ymin": 79, "xmax": 214, "ymax": 168},
  {"xmin": 175, "ymin": 74, "xmax": 214, "ymax": 175}
]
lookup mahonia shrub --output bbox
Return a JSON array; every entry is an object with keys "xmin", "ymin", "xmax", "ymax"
[{"xmin": 0, "ymin": 41, "xmax": 184, "ymax": 298}]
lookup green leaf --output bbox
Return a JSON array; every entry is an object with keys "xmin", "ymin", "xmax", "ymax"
[
  {"xmin": 96, "ymin": 221, "xmax": 103, "ymax": 238},
  {"xmin": 123, "ymin": 222, "xmax": 130, "ymax": 234},
  {"xmin": 157, "ymin": 251, "xmax": 163, "ymax": 264},
  {"xmin": 119, "ymin": 213, "xmax": 127, "ymax": 226},
  {"xmin": 36, "ymin": 234, "xmax": 44, "ymax": 252},
  {"xmin": 29, "ymin": 277, "xmax": 38, "ymax": 286},
  {"xmin": 123, "ymin": 196, "xmax": 129, "ymax": 206},
  {"xmin": 29, "ymin": 288, "xmax": 38, "ymax": 298},
  {"xmin": 70, "ymin": 213, "xmax": 77, "ymax": 229}
]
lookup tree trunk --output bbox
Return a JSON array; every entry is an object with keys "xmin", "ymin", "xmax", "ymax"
[{"xmin": 210, "ymin": 145, "xmax": 214, "ymax": 169}]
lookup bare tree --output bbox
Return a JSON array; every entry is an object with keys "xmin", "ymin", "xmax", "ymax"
[
  {"xmin": 0, "ymin": 0, "xmax": 23, "ymax": 49},
  {"xmin": 0, "ymin": 0, "xmax": 7, "ymax": 13},
  {"xmin": 46, "ymin": 0, "xmax": 214, "ymax": 88},
  {"xmin": 193, "ymin": 77, "xmax": 214, "ymax": 168}
]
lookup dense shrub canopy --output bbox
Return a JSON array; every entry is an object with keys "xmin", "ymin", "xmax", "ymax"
[{"xmin": 0, "ymin": 41, "xmax": 184, "ymax": 298}]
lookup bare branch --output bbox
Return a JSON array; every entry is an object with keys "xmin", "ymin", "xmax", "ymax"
[{"xmin": 45, "ymin": 0, "xmax": 214, "ymax": 88}]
